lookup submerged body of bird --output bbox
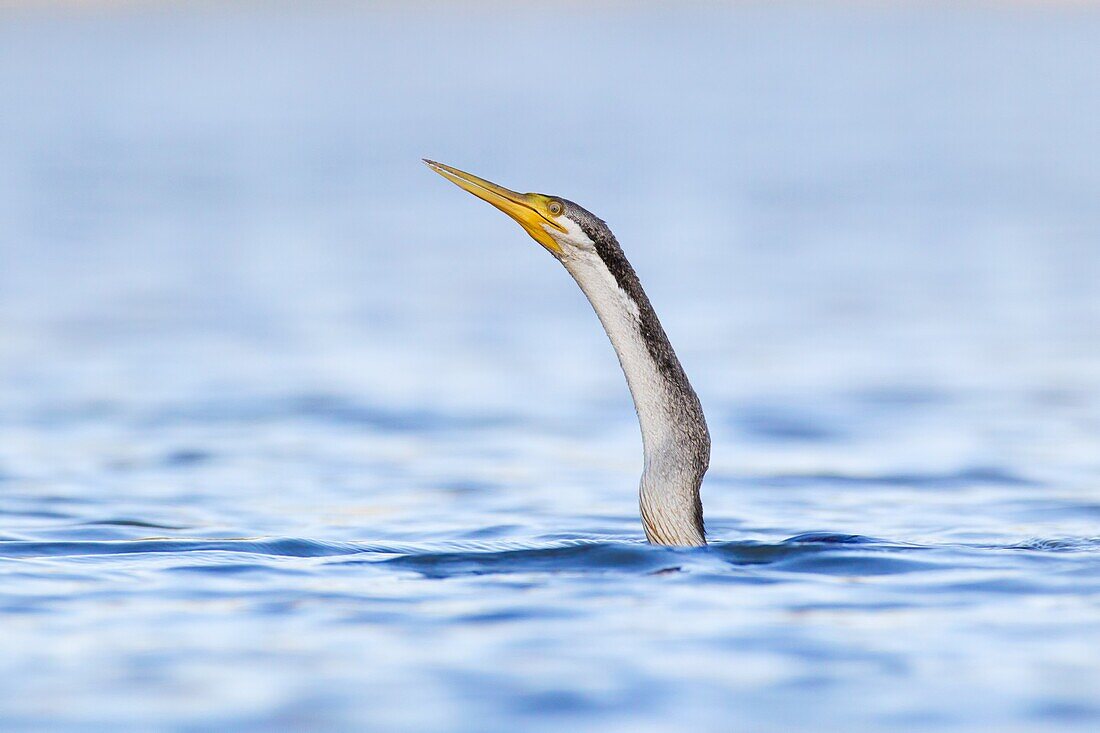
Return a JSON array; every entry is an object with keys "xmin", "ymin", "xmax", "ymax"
[{"xmin": 426, "ymin": 160, "xmax": 709, "ymax": 547}]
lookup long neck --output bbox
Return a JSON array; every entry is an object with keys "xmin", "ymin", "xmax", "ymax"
[{"xmin": 562, "ymin": 230, "xmax": 710, "ymax": 547}]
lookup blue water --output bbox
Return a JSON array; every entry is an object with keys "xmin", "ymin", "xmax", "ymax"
[{"xmin": 2, "ymin": 3, "xmax": 1100, "ymax": 731}]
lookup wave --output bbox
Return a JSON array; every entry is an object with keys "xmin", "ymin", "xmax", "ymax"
[{"xmin": 1, "ymin": 532, "xmax": 1096, "ymax": 580}]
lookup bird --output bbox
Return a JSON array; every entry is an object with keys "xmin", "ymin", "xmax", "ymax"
[{"xmin": 425, "ymin": 160, "xmax": 710, "ymax": 547}]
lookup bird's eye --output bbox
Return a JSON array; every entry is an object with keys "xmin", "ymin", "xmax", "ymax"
[{"xmin": 547, "ymin": 200, "xmax": 564, "ymax": 216}]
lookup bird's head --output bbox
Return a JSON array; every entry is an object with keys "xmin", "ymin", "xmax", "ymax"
[{"xmin": 424, "ymin": 159, "xmax": 606, "ymax": 259}]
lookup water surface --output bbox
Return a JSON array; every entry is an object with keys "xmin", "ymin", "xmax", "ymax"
[{"xmin": 1, "ymin": 3, "xmax": 1100, "ymax": 731}]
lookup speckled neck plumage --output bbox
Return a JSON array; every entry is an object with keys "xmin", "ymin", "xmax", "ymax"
[{"xmin": 563, "ymin": 206, "xmax": 710, "ymax": 546}]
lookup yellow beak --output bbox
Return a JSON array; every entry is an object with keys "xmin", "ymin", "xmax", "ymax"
[{"xmin": 424, "ymin": 159, "xmax": 565, "ymax": 255}]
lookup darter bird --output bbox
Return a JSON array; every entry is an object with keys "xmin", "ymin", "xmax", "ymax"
[{"xmin": 425, "ymin": 160, "xmax": 709, "ymax": 547}]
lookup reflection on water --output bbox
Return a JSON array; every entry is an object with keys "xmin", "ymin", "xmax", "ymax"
[{"xmin": 1, "ymin": 3, "xmax": 1100, "ymax": 732}]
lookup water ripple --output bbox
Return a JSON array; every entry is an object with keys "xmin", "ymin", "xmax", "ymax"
[{"xmin": 0, "ymin": 538, "xmax": 368, "ymax": 559}]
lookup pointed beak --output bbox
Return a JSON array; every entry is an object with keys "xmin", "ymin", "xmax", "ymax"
[{"xmin": 423, "ymin": 159, "xmax": 564, "ymax": 255}]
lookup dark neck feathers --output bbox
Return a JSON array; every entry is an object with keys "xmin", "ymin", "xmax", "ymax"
[{"xmin": 570, "ymin": 211, "xmax": 710, "ymax": 543}]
